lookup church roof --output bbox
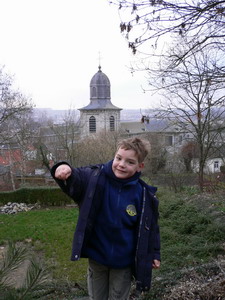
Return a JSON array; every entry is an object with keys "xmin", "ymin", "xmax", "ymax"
[
  {"xmin": 79, "ymin": 66, "xmax": 121, "ymax": 111},
  {"xmin": 79, "ymin": 99, "xmax": 122, "ymax": 110},
  {"xmin": 90, "ymin": 66, "xmax": 110, "ymax": 91}
]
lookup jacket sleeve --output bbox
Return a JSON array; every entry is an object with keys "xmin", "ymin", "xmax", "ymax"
[
  {"xmin": 153, "ymin": 223, "xmax": 161, "ymax": 261},
  {"xmin": 152, "ymin": 195, "xmax": 161, "ymax": 261},
  {"xmin": 51, "ymin": 161, "xmax": 89, "ymax": 203}
]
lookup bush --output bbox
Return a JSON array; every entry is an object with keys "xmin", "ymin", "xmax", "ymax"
[
  {"xmin": 220, "ymin": 165, "xmax": 225, "ymax": 173},
  {"xmin": 0, "ymin": 187, "xmax": 72, "ymax": 206},
  {"xmin": 148, "ymin": 173, "xmax": 198, "ymax": 191}
]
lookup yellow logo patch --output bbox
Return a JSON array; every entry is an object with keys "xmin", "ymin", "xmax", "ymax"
[{"xmin": 126, "ymin": 204, "xmax": 137, "ymax": 216}]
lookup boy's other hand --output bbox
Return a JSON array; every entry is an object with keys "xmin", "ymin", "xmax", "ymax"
[
  {"xmin": 55, "ymin": 164, "xmax": 72, "ymax": 180},
  {"xmin": 152, "ymin": 260, "xmax": 160, "ymax": 269}
]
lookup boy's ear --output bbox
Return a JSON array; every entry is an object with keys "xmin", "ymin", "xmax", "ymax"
[{"xmin": 138, "ymin": 162, "xmax": 144, "ymax": 171}]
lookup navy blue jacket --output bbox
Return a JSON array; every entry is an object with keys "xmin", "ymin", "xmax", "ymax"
[{"xmin": 51, "ymin": 162, "xmax": 160, "ymax": 292}]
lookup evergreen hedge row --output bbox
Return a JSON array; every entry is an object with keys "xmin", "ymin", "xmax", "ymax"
[{"xmin": 0, "ymin": 187, "xmax": 73, "ymax": 206}]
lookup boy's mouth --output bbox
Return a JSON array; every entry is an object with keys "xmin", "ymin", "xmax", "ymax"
[{"xmin": 116, "ymin": 168, "xmax": 126, "ymax": 173}]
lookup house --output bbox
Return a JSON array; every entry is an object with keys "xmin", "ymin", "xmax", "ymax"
[{"xmin": 192, "ymin": 148, "xmax": 225, "ymax": 174}]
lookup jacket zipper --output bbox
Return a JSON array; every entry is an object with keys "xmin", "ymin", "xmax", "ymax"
[
  {"xmin": 135, "ymin": 187, "xmax": 146, "ymax": 267},
  {"xmin": 110, "ymin": 187, "xmax": 122, "ymax": 258}
]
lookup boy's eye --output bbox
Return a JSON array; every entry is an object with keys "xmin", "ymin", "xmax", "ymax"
[{"xmin": 128, "ymin": 161, "xmax": 135, "ymax": 165}]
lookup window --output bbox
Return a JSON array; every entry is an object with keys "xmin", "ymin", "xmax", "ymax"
[
  {"xmin": 91, "ymin": 87, "xmax": 97, "ymax": 97},
  {"xmin": 165, "ymin": 135, "xmax": 173, "ymax": 146},
  {"xmin": 110, "ymin": 116, "xmax": 115, "ymax": 131},
  {"xmin": 214, "ymin": 161, "xmax": 219, "ymax": 170},
  {"xmin": 179, "ymin": 135, "xmax": 183, "ymax": 145},
  {"xmin": 89, "ymin": 116, "xmax": 96, "ymax": 132}
]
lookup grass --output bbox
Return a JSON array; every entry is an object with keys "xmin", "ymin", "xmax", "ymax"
[
  {"xmin": 0, "ymin": 188, "xmax": 224, "ymax": 299},
  {"xmin": 0, "ymin": 208, "xmax": 88, "ymax": 287}
]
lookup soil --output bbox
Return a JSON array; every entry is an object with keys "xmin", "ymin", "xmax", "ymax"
[{"xmin": 161, "ymin": 256, "xmax": 225, "ymax": 300}]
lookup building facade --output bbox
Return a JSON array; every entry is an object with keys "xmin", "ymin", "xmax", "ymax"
[{"xmin": 79, "ymin": 66, "xmax": 122, "ymax": 137}]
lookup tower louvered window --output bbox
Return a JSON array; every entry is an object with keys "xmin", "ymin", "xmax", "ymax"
[{"xmin": 92, "ymin": 87, "xmax": 97, "ymax": 97}]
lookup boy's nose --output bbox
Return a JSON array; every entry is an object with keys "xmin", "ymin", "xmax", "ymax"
[{"xmin": 119, "ymin": 160, "xmax": 125, "ymax": 167}]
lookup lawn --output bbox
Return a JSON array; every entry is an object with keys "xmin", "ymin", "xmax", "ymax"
[
  {"xmin": 0, "ymin": 207, "xmax": 88, "ymax": 287},
  {"xmin": 0, "ymin": 188, "xmax": 224, "ymax": 299}
]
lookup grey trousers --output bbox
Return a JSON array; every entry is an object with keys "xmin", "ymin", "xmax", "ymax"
[{"xmin": 87, "ymin": 259, "xmax": 132, "ymax": 300}]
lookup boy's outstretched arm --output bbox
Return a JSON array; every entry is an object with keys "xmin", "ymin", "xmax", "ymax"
[{"xmin": 51, "ymin": 162, "xmax": 82, "ymax": 201}]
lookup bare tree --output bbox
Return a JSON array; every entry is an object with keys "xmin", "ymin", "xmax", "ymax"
[
  {"xmin": 109, "ymin": 1, "xmax": 225, "ymax": 189},
  {"xmin": 110, "ymin": 0, "xmax": 225, "ymax": 64},
  {"xmin": 0, "ymin": 66, "xmax": 32, "ymax": 132},
  {"xmin": 0, "ymin": 67, "xmax": 33, "ymax": 189},
  {"xmin": 0, "ymin": 111, "xmax": 43, "ymax": 189},
  {"xmin": 76, "ymin": 131, "xmax": 120, "ymax": 167},
  {"xmin": 180, "ymin": 141, "xmax": 199, "ymax": 173},
  {"xmin": 38, "ymin": 108, "xmax": 79, "ymax": 166},
  {"xmin": 143, "ymin": 132, "xmax": 167, "ymax": 174},
  {"xmin": 14, "ymin": 112, "xmax": 40, "ymax": 182},
  {"xmin": 148, "ymin": 48, "xmax": 225, "ymax": 190}
]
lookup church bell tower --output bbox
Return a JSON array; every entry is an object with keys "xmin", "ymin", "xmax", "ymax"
[{"xmin": 79, "ymin": 66, "xmax": 122, "ymax": 137}]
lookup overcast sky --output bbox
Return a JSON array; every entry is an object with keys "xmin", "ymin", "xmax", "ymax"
[{"xmin": 0, "ymin": 0, "xmax": 158, "ymax": 111}]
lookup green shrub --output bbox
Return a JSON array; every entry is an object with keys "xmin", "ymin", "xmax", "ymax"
[{"xmin": 0, "ymin": 187, "xmax": 72, "ymax": 206}]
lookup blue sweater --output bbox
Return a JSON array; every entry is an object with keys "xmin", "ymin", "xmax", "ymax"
[{"xmin": 83, "ymin": 160, "xmax": 143, "ymax": 268}]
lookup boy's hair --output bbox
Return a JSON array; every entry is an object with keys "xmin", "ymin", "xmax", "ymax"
[{"xmin": 117, "ymin": 137, "xmax": 150, "ymax": 163}]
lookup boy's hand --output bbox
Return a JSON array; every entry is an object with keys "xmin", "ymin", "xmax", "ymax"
[
  {"xmin": 55, "ymin": 164, "xmax": 72, "ymax": 180},
  {"xmin": 152, "ymin": 260, "xmax": 160, "ymax": 269}
]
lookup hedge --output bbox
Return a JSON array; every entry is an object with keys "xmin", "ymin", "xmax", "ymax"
[{"xmin": 0, "ymin": 187, "xmax": 73, "ymax": 206}]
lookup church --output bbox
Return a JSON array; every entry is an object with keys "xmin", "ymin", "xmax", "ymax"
[
  {"xmin": 77, "ymin": 65, "xmax": 151, "ymax": 138},
  {"xmin": 39, "ymin": 65, "xmax": 149, "ymax": 151},
  {"xmin": 78, "ymin": 65, "xmax": 122, "ymax": 137}
]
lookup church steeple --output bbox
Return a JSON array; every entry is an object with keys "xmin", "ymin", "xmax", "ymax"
[
  {"xmin": 78, "ymin": 66, "xmax": 122, "ymax": 137},
  {"xmin": 90, "ymin": 66, "xmax": 111, "ymax": 100}
]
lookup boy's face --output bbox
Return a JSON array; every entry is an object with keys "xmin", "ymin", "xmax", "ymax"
[{"xmin": 112, "ymin": 147, "xmax": 144, "ymax": 179}]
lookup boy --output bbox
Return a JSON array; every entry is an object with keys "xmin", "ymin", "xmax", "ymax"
[{"xmin": 51, "ymin": 137, "xmax": 160, "ymax": 300}]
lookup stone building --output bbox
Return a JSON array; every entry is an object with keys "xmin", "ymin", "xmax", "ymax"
[{"xmin": 78, "ymin": 66, "xmax": 122, "ymax": 137}]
